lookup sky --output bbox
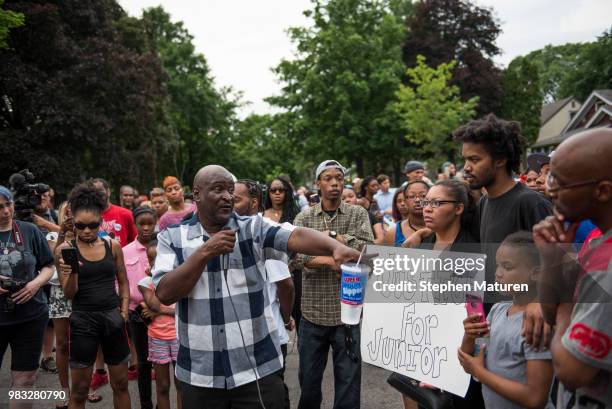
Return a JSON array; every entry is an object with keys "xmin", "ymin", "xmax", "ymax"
[{"xmin": 118, "ymin": 0, "xmax": 612, "ymax": 117}]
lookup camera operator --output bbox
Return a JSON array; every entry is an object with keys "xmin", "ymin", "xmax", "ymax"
[
  {"xmin": 0, "ymin": 186, "xmax": 55, "ymax": 408},
  {"xmin": 31, "ymin": 189, "xmax": 60, "ymax": 234}
]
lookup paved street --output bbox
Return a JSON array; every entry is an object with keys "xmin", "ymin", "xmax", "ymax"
[{"xmin": 1, "ymin": 332, "xmax": 404, "ymax": 409}]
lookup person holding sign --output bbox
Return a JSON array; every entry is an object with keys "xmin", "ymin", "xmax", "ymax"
[
  {"xmin": 458, "ymin": 232, "xmax": 554, "ymax": 409},
  {"xmin": 293, "ymin": 160, "xmax": 374, "ymax": 409}
]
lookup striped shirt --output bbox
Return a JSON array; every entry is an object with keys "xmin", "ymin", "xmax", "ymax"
[{"xmin": 152, "ymin": 212, "xmax": 294, "ymax": 388}]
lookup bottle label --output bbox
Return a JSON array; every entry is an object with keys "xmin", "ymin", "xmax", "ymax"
[{"xmin": 341, "ymin": 270, "xmax": 365, "ymax": 305}]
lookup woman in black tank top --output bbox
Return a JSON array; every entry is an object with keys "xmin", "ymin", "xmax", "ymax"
[{"xmin": 56, "ymin": 183, "xmax": 131, "ymax": 409}]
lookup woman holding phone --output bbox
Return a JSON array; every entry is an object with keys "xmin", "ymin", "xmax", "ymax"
[{"xmin": 56, "ymin": 183, "xmax": 131, "ymax": 409}]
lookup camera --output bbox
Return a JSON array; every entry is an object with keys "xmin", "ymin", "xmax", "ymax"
[
  {"xmin": 8, "ymin": 169, "xmax": 50, "ymax": 222},
  {"xmin": 0, "ymin": 277, "xmax": 27, "ymax": 313}
]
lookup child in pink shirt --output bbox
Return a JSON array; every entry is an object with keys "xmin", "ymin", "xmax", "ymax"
[{"xmin": 138, "ymin": 242, "xmax": 182, "ymax": 409}]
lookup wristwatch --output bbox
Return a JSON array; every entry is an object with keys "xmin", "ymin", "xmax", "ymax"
[{"xmin": 329, "ymin": 231, "xmax": 337, "ymax": 239}]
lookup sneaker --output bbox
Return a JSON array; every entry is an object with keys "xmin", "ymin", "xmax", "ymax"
[
  {"xmin": 40, "ymin": 357, "xmax": 58, "ymax": 374},
  {"xmin": 128, "ymin": 366, "xmax": 139, "ymax": 381},
  {"xmin": 90, "ymin": 371, "xmax": 109, "ymax": 390}
]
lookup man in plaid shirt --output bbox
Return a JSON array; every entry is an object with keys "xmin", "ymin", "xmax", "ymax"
[
  {"xmin": 293, "ymin": 160, "xmax": 374, "ymax": 409},
  {"xmin": 152, "ymin": 165, "xmax": 362, "ymax": 409}
]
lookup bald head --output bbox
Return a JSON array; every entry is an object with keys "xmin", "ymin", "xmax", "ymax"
[
  {"xmin": 549, "ymin": 128, "xmax": 612, "ymax": 228},
  {"xmin": 193, "ymin": 165, "xmax": 233, "ymax": 187},
  {"xmin": 554, "ymin": 128, "xmax": 612, "ymax": 180},
  {"xmin": 192, "ymin": 165, "xmax": 235, "ymax": 229}
]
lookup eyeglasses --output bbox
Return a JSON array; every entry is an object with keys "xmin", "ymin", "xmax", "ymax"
[
  {"xmin": 545, "ymin": 173, "xmax": 603, "ymax": 193},
  {"xmin": 418, "ymin": 199, "xmax": 460, "ymax": 208},
  {"xmin": 406, "ymin": 194, "xmax": 427, "ymax": 201},
  {"xmin": 74, "ymin": 221, "xmax": 101, "ymax": 230},
  {"xmin": 269, "ymin": 188, "xmax": 286, "ymax": 194}
]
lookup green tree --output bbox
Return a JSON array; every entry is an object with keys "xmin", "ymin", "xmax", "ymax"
[
  {"xmin": 231, "ymin": 113, "xmax": 310, "ymax": 183},
  {"xmin": 394, "ymin": 56, "xmax": 478, "ymax": 169},
  {"xmin": 268, "ymin": 0, "xmax": 412, "ymax": 181},
  {"xmin": 139, "ymin": 6, "xmax": 240, "ymax": 184},
  {"xmin": 559, "ymin": 28, "xmax": 612, "ymax": 101},
  {"xmin": 0, "ymin": 0, "xmax": 23, "ymax": 49},
  {"xmin": 501, "ymin": 56, "xmax": 542, "ymax": 145},
  {"xmin": 0, "ymin": 0, "xmax": 169, "ymax": 194},
  {"xmin": 523, "ymin": 43, "xmax": 584, "ymax": 103},
  {"xmin": 402, "ymin": 0, "xmax": 502, "ymax": 116}
]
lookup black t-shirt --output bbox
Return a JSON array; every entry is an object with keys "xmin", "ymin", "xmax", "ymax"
[
  {"xmin": 479, "ymin": 183, "xmax": 552, "ymax": 244},
  {"xmin": 0, "ymin": 220, "xmax": 54, "ymax": 325},
  {"xmin": 479, "ymin": 182, "xmax": 552, "ymax": 282}
]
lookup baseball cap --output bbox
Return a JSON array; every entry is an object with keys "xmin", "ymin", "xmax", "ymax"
[
  {"xmin": 527, "ymin": 153, "xmax": 550, "ymax": 174},
  {"xmin": 315, "ymin": 160, "xmax": 346, "ymax": 180},
  {"xmin": 403, "ymin": 160, "xmax": 424, "ymax": 174}
]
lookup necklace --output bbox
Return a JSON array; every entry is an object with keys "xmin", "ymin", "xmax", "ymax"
[
  {"xmin": 1, "ymin": 230, "xmax": 12, "ymax": 255},
  {"xmin": 78, "ymin": 236, "xmax": 97, "ymax": 248},
  {"xmin": 407, "ymin": 218, "xmax": 422, "ymax": 232}
]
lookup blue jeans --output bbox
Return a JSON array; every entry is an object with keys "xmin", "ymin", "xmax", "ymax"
[{"xmin": 297, "ymin": 317, "xmax": 361, "ymax": 409}]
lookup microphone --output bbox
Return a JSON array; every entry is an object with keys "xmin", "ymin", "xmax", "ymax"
[{"xmin": 221, "ymin": 226, "xmax": 233, "ymax": 274}]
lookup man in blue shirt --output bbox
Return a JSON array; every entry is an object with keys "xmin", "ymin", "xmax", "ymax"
[{"xmin": 373, "ymin": 174, "xmax": 395, "ymax": 221}]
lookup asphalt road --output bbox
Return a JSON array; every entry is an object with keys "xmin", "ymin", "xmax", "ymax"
[{"xmin": 1, "ymin": 332, "xmax": 404, "ymax": 409}]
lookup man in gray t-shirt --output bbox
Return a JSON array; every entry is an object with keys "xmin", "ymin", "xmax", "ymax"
[{"xmin": 482, "ymin": 302, "xmax": 555, "ymax": 409}]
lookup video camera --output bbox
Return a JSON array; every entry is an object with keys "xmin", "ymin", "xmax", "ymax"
[
  {"xmin": 8, "ymin": 169, "xmax": 49, "ymax": 222},
  {"xmin": 0, "ymin": 277, "xmax": 27, "ymax": 313}
]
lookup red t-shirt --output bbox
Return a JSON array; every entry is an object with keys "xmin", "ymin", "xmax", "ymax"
[{"xmin": 101, "ymin": 204, "xmax": 137, "ymax": 247}]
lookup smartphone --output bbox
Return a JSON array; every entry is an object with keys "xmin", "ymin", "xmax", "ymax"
[
  {"xmin": 465, "ymin": 294, "xmax": 485, "ymax": 322},
  {"xmin": 61, "ymin": 248, "xmax": 80, "ymax": 275}
]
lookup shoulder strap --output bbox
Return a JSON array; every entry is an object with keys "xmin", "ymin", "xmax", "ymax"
[{"xmin": 12, "ymin": 221, "xmax": 25, "ymax": 252}]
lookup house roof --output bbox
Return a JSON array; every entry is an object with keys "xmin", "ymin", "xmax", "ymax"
[
  {"xmin": 564, "ymin": 89, "xmax": 612, "ymax": 132},
  {"xmin": 585, "ymin": 104, "xmax": 612, "ymax": 128},
  {"xmin": 540, "ymin": 97, "xmax": 573, "ymax": 125},
  {"xmin": 532, "ymin": 125, "xmax": 611, "ymax": 148},
  {"xmin": 595, "ymin": 89, "xmax": 612, "ymax": 101}
]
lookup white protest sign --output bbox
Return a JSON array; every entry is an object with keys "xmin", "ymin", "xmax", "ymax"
[{"xmin": 361, "ymin": 245, "xmax": 485, "ymax": 397}]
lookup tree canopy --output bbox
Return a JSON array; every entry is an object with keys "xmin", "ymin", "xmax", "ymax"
[
  {"xmin": 0, "ymin": 0, "xmax": 169, "ymax": 195},
  {"xmin": 402, "ymin": 0, "xmax": 502, "ymax": 116},
  {"xmin": 0, "ymin": 0, "xmax": 23, "ymax": 49},
  {"xmin": 501, "ymin": 56, "xmax": 542, "ymax": 145},
  {"xmin": 394, "ymin": 56, "xmax": 477, "ymax": 169},
  {"xmin": 268, "ymin": 0, "xmax": 412, "ymax": 183}
]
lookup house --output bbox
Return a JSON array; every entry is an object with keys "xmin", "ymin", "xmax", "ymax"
[
  {"xmin": 532, "ymin": 97, "xmax": 581, "ymax": 152},
  {"xmin": 532, "ymin": 90, "xmax": 612, "ymax": 152}
]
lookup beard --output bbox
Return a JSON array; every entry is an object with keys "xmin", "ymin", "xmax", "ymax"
[{"xmin": 466, "ymin": 169, "xmax": 495, "ymax": 190}]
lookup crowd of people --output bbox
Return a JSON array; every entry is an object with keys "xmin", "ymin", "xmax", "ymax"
[{"xmin": 0, "ymin": 113, "xmax": 610, "ymax": 409}]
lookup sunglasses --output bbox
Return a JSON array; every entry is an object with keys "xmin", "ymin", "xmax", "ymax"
[
  {"xmin": 74, "ymin": 221, "xmax": 101, "ymax": 230},
  {"xmin": 269, "ymin": 188, "xmax": 286, "ymax": 194}
]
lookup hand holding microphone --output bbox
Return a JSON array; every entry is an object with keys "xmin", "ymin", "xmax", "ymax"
[{"xmin": 201, "ymin": 227, "xmax": 236, "ymax": 273}]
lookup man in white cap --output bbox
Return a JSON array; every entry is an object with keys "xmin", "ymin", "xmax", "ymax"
[{"xmin": 293, "ymin": 160, "xmax": 374, "ymax": 409}]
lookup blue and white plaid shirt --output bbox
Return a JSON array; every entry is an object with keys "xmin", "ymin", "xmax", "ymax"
[{"xmin": 152, "ymin": 212, "xmax": 294, "ymax": 389}]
